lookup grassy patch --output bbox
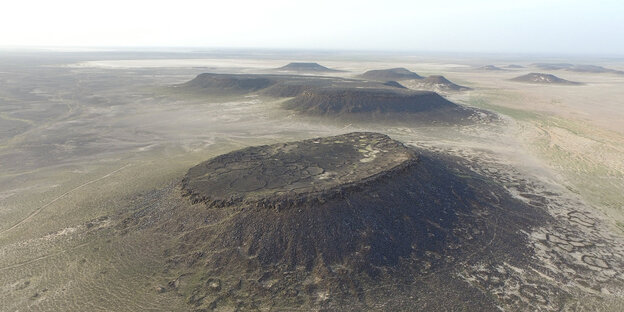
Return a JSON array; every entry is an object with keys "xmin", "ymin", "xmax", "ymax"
[{"xmin": 466, "ymin": 97, "xmax": 541, "ymax": 121}]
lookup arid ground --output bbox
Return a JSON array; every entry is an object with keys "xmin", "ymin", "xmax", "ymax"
[{"xmin": 1, "ymin": 51, "xmax": 623, "ymax": 311}]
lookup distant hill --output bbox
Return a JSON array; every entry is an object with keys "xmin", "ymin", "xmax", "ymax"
[
  {"xmin": 478, "ymin": 65, "xmax": 503, "ymax": 71},
  {"xmin": 177, "ymin": 72, "xmax": 488, "ymax": 124},
  {"xmin": 506, "ymin": 64, "xmax": 525, "ymax": 69},
  {"xmin": 281, "ymin": 86, "xmax": 485, "ymax": 124},
  {"xmin": 533, "ymin": 63, "xmax": 624, "ymax": 75},
  {"xmin": 533, "ymin": 63, "xmax": 574, "ymax": 70},
  {"xmin": 181, "ymin": 73, "xmax": 277, "ymax": 94},
  {"xmin": 359, "ymin": 68, "xmax": 423, "ymax": 81},
  {"xmin": 284, "ymin": 88, "xmax": 457, "ymax": 115},
  {"xmin": 412, "ymin": 75, "xmax": 471, "ymax": 91},
  {"xmin": 276, "ymin": 62, "xmax": 342, "ymax": 72},
  {"xmin": 510, "ymin": 73, "xmax": 582, "ymax": 85}
]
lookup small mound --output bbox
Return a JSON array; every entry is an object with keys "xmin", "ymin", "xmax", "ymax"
[
  {"xmin": 511, "ymin": 73, "xmax": 581, "ymax": 85},
  {"xmin": 507, "ymin": 64, "xmax": 525, "ymax": 68},
  {"xmin": 359, "ymin": 68, "xmax": 423, "ymax": 81},
  {"xmin": 382, "ymin": 80, "xmax": 407, "ymax": 88},
  {"xmin": 277, "ymin": 62, "xmax": 341, "ymax": 72},
  {"xmin": 182, "ymin": 73, "xmax": 276, "ymax": 94},
  {"xmin": 412, "ymin": 75, "xmax": 471, "ymax": 91}
]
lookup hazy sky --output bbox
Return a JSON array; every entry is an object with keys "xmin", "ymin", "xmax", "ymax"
[{"xmin": 2, "ymin": 0, "xmax": 623, "ymax": 55}]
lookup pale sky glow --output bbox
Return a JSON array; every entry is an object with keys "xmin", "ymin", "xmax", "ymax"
[{"xmin": 1, "ymin": 0, "xmax": 623, "ymax": 55}]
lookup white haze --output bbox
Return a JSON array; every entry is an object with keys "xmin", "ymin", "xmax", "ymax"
[{"xmin": 1, "ymin": 0, "xmax": 623, "ymax": 55}]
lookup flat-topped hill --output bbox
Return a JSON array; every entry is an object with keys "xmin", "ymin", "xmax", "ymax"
[
  {"xmin": 511, "ymin": 73, "xmax": 582, "ymax": 85},
  {"xmin": 276, "ymin": 62, "xmax": 342, "ymax": 72},
  {"xmin": 121, "ymin": 132, "xmax": 549, "ymax": 311},
  {"xmin": 282, "ymin": 87, "xmax": 479, "ymax": 123},
  {"xmin": 180, "ymin": 73, "xmax": 345, "ymax": 97},
  {"xmin": 181, "ymin": 73, "xmax": 277, "ymax": 94},
  {"xmin": 359, "ymin": 68, "xmax": 423, "ymax": 80}
]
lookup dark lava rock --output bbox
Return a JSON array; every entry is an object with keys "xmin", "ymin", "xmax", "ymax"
[
  {"xmin": 180, "ymin": 73, "xmax": 347, "ymax": 98},
  {"xmin": 284, "ymin": 88, "xmax": 455, "ymax": 114},
  {"xmin": 412, "ymin": 75, "xmax": 471, "ymax": 91},
  {"xmin": 261, "ymin": 78, "xmax": 333, "ymax": 97},
  {"xmin": 124, "ymin": 132, "xmax": 550, "ymax": 311},
  {"xmin": 511, "ymin": 73, "xmax": 582, "ymax": 85},
  {"xmin": 182, "ymin": 132, "xmax": 416, "ymax": 210},
  {"xmin": 277, "ymin": 62, "xmax": 342, "ymax": 72},
  {"xmin": 359, "ymin": 68, "xmax": 423, "ymax": 81},
  {"xmin": 382, "ymin": 80, "xmax": 407, "ymax": 89}
]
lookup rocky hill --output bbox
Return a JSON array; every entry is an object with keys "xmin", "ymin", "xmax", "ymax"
[{"xmin": 119, "ymin": 132, "xmax": 550, "ymax": 311}]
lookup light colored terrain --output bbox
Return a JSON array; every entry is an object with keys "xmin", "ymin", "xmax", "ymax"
[{"xmin": 1, "ymin": 52, "xmax": 623, "ymax": 310}]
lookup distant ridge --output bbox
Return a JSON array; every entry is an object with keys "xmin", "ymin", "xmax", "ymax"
[
  {"xmin": 359, "ymin": 68, "xmax": 423, "ymax": 81},
  {"xmin": 510, "ymin": 73, "xmax": 582, "ymax": 85}
]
